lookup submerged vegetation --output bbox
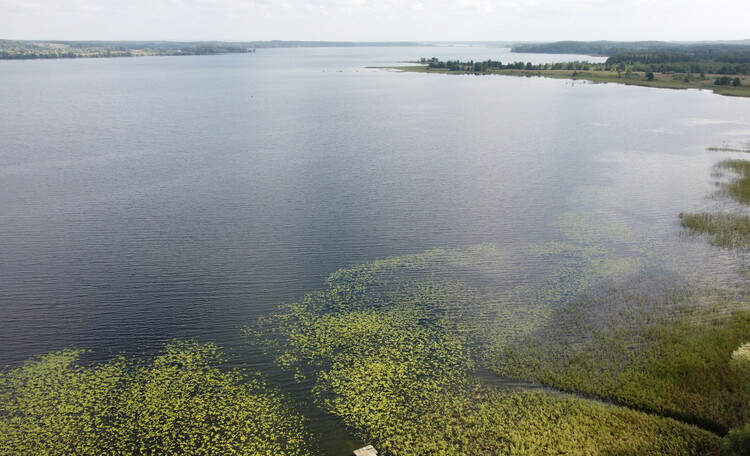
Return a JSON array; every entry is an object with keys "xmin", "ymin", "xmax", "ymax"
[
  {"xmin": 0, "ymin": 341, "xmax": 311, "ymax": 456},
  {"xmin": 253, "ymin": 248, "xmax": 737, "ymax": 454}
]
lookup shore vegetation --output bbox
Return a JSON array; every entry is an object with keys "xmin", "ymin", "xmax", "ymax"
[
  {"xmin": 254, "ymin": 249, "xmax": 735, "ymax": 455},
  {"xmin": 391, "ymin": 57, "xmax": 750, "ymax": 97},
  {"xmin": 681, "ymin": 158, "xmax": 750, "ymax": 249}
]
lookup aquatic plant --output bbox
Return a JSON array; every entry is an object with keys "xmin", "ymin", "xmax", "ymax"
[
  {"xmin": 680, "ymin": 159, "xmax": 750, "ymax": 249},
  {"xmin": 680, "ymin": 212, "xmax": 750, "ymax": 249},
  {"xmin": 402, "ymin": 389, "xmax": 718, "ymax": 456},
  {"xmin": 495, "ymin": 277, "xmax": 750, "ymax": 433},
  {"xmin": 0, "ymin": 341, "xmax": 311, "ymax": 456},
  {"xmin": 263, "ymin": 252, "xmax": 721, "ymax": 455},
  {"xmin": 708, "ymin": 141, "xmax": 750, "ymax": 154},
  {"xmin": 731, "ymin": 342, "xmax": 750, "ymax": 379},
  {"xmin": 723, "ymin": 423, "xmax": 750, "ymax": 456},
  {"xmin": 717, "ymin": 160, "xmax": 750, "ymax": 204}
]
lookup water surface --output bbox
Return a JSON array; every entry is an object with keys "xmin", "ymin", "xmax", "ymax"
[{"xmin": 1, "ymin": 45, "xmax": 749, "ymax": 454}]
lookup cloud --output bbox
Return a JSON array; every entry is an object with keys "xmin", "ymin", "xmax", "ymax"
[{"xmin": 0, "ymin": 0, "xmax": 748, "ymax": 41}]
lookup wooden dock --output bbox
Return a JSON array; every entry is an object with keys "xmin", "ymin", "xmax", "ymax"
[{"xmin": 353, "ymin": 445, "xmax": 378, "ymax": 456}]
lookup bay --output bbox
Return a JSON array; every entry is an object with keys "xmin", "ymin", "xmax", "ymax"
[{"xmin": 1, "ymin": 45, "xmax": 749, "ymax": 453}]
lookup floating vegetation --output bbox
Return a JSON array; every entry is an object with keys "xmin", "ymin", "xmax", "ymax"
[
  {"xmin": 708, "ymin": 141, "xmax": 750, "ymax": 153},
  {"xmin": 259, "ymin": 251, "xmax": 723, "ymax": 455},
  {"xmin": 0, "ymin": 341, "xmax": 311, "ymax": 456}
]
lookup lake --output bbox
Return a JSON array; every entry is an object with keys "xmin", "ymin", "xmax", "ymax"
[{"xmin": 1, "ymin": 45, "xmax": 749, "ymax": 453}]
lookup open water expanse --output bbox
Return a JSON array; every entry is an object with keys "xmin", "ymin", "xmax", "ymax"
[{"xmin": 2, "ymin": 45, "xmax": 750, "ymax": 453}]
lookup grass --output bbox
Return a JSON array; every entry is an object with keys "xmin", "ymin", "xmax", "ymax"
[
  {"xmin": 390, "ymin": 65, "xmax": 750, "ymax": 98},
  {"xmin": 718, "ymin": 160, "xmax": 750, "ymax": 204},
  {"xmin": 680, "ymin": 159, "xmax": 750, "ymax": 250},
  {"xmin": 494, "ymin": 286, "xmax": 750, "ymax": 433},
  {"xmin": 408, "ymin": 389, "xmax": 719, "ymax": 456},
  {"xmin": 680, "ymin": 212, "xmax": 750, "ymax": 249}
]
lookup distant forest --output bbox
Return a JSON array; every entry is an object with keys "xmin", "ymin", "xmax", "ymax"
[
  {"xmin": 0, "ymin": 39, "xmax": 419, "ymax": 59},
  {"xmin": 512, "ymin": 40, "xmax": 750, "ymax": 75}
]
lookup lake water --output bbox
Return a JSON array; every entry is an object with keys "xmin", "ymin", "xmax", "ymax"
[{"xmin": 2, "ymin": 46, "xmax": 750, "ymax": 453}]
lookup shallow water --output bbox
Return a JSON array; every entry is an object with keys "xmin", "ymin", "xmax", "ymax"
[{"xmin": 1, "ymin": 45, "xmax": 750, "ymax": 454}]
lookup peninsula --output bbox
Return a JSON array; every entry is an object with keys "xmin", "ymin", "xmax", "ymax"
[{"xmin": 392, "ymin": 41, "xmax": 750, "ymax": 97}]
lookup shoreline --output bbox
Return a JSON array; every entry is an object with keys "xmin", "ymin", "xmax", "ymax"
[{"xmin": 382, "ymin": 65, "xmax": 750, "ymax": 98}]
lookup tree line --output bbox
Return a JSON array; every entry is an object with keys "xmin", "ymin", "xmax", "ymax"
[
  {"xmin": 420, "ymin": 57, "xmax": 596, "ymax": 72},
  {"xmin": 419, "ymin": 54, "xmax": 748, "ymax": 77},
  {"xmin": 0, "ymin": 40, "xmax": 258, "ymax": 59}
]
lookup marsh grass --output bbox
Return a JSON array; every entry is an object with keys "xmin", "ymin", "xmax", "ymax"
[
  {"xmin": 680, "ymin": 159, "xmax": 750, "ymax": 250},
  {"xmin": 680, "ymin": 212, "xmax": 750, "ymax": 249},
  {"xmin": 717, "ymin": 160, "xmax": 750, "ymax": 204},
  {"xmin": 494, "ymin": 274, "xmax": 750, "ymax": 433}
]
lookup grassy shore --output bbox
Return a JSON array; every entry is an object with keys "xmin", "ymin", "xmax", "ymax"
[{"xmin": 389, "ymin": 65, "xmax": 750, "ymax": 98}]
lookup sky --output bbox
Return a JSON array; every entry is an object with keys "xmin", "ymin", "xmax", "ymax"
[{"xmin": 0, "ymin": 0, "xmax": 748, "ymax": 42}]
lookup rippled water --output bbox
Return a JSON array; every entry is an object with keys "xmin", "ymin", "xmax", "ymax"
[{"xmin": 2, "ymin": 45, "xmax": 750, "ymax": 453}]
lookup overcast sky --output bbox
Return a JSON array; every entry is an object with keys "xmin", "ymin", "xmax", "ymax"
[{"xmin": 1, "ymin": 0, "xmax": 748, "ymax": 42}]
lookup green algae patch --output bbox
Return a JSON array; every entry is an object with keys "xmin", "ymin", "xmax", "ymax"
[
  {"xmin": 262, "ymin": 252, "xmax": 721, "ymax": 455},
  {"xmin": 0, "ymin": 341, "xmax": 312, "ymax": 456}
]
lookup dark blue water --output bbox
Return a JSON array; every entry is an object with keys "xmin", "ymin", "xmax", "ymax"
[{"xmin": 2, "ymin": 45, "xmax": 750, "ymax": 454}]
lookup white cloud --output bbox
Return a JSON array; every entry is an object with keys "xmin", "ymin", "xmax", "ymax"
[{"xmin": 0, "ymin": 0, "xmax": 748, "ymax": 41}]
